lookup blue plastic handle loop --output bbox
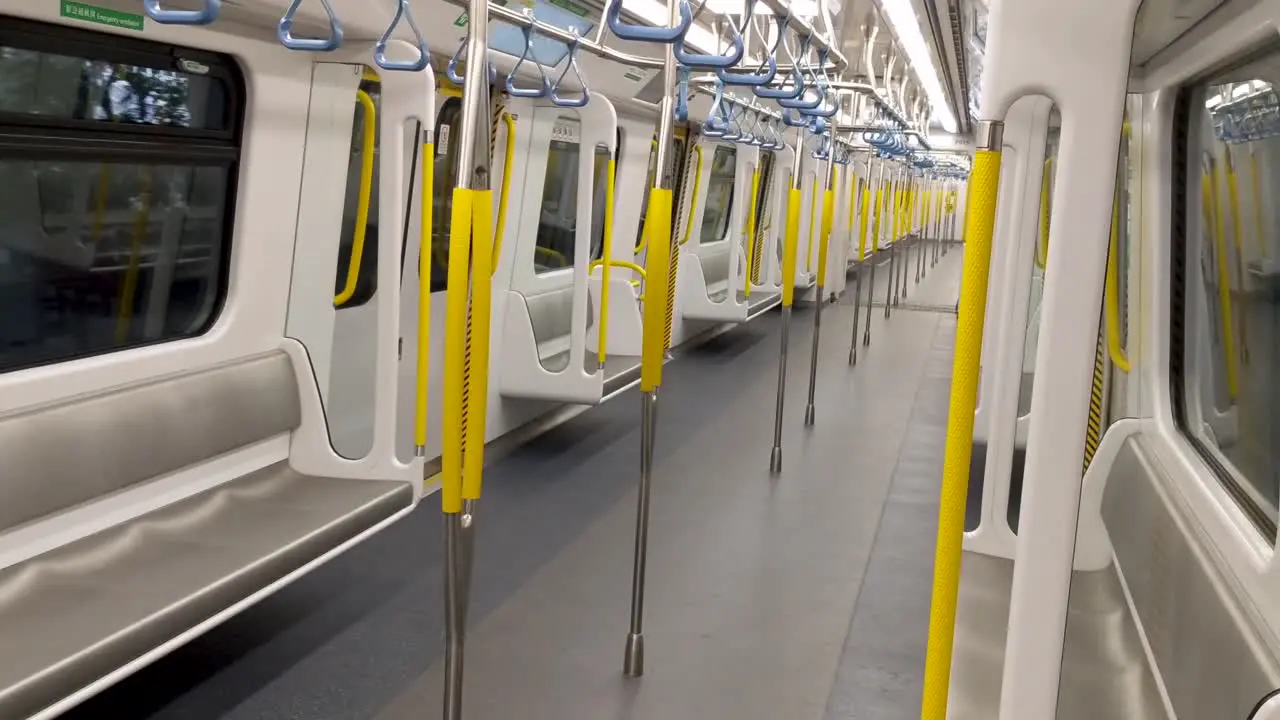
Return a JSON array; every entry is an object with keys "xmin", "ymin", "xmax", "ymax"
[
  {"xmin": 506, "ymin": 24, "xmax": 552, "ymax": 98},
  {"xmin": 278, "ymin": 0, "xmax": 343, "ymax": 52},
  {"xmin": 550, "ymin": 35, "xmax": 590, "ymax": 107},
  {"xmin": 447, "ymin": 38, "xmax": 497, "ymax": 85},
  {"xmin": 374, "ymin": 0, "xmax": 429, "ymax": 71},
  {"xmin": 676, "ymin": 67, "xmax": 690, "ymax": 121},
  {"xmin": 721, "ymin": 104, "xmax": 741, "ymax": 141},
  {"xmin": 606, "ymin": 0, "xmax": 693, "ymax": 43},
  {"xmin": 704, "ymin": 80, "xmax": 729, "ymax": 134},
  {"xmin": 781, "ymin": 107, "xmax": 810, "ymax": 128},
  {"xmin": 144, "ymin": 0, "xmax": 220, "ymax": 24},
  {"xmin": 674, "ymin": 17, "xmax": 744, "ymax": 68},
  {"xmin": 719, "ymin": 54, "xmax": 776, "ymax": 86}
]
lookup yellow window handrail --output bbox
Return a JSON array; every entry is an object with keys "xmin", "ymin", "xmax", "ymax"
[
  {"xmin": 490, "ymin": 111, "xmax": 516, "ymax": 276},
  {"xmin": 335, "ymin": 88, "xmax": 377, "ymax": 307},
  {"xmin": 1204, "ymin": 158, "xmax": 1239, "ymax": 399},
  {"xmin": 742, "ymin": 167, "xmax": 761, "ymax": 297},
  {"xmin": 597, "ymin": 157, "xmax": 618, "ymax": 367},
  {"xmin": 680, "ymin": 144, "xmax": 704, "ymax": 245},
  {"xmin": 1105, "ymin": 181, "xmax": 1129, "ymax": 373},
  {"xmin": 1036, "ymin": 157, "xmax": 1053, "ymax": 269}
]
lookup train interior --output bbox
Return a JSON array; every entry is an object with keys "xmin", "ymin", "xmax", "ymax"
[{"xmin": 0, "ymin": 0, "xmax": 1279, "ymax": 718}]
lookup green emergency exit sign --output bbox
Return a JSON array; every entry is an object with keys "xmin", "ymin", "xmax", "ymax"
[{"xmin": 60, "ymin": 0, "xmax": 144, "ymax": 31}]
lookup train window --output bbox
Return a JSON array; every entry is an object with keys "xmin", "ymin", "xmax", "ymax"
[
  {"xmin": 0, "ymin": 19, "xmax": 235, "ymax": 134},
  {"xmin": 699, "ymin": 145, "xmax": 736, "ymax": 242},
  {"xmin": 429, "ymin": 98, "xmax": 462, "ymax": 293},
  {"xmin": 635, "ymin": 134, "xmax": 687, "ymax": 251},
  {"xmin": 334, "ymin": 77, "xmax": 381, "ymax": 308},
  {"xmin": 0, "ymin": 19, "xmax": 241, "ymax": 374},
  {"xmin": 533, "ymin": 119, "xmax": 608, "ymax": 274},
  {"xmin": 1174, "ymin": 60, "xmax": 1280, "ymax": 538}
]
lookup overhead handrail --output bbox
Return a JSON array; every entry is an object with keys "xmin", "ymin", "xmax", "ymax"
[
  {"xmin": 550, "ymin": 34, "xmax": 591, "ymax": 108},
  {"xmin": 719, "ymin": 11, "xmax": 778, "ymax": 86},
  {"xmin": 336, "ymin": 89, "xmax": 377, "ymax": 307},
  {"xmin": 506, "ymin": 23, "xmax": 552, "ymax": 98},
  {"xmin": 776, "ymin": 37, "xmax": 822, "ymax": 110},
  {"xmin": 490, "ymin": 112, "xmax": 517, "ymax": 276},
  {"xmin": 374, "ymin": 0, "xmax": 430, "ymax": 72},
  {"xmin": 680, "ymin": 145, "xmax": 705, "ymax": 245},
  {"xmin": 144, "ymin": 0, "xmax": 219, "ymax": 24},
  {"xmin": 606, "ymin": 0, "xmax": 693, "ymax": 43},
  {"xmin": 674, "ymin": 14, "xmax": 745, "ymax": 68},
  {"xmin": 278, "ymin": 0, "xmax": 344, "ymax": 52}
]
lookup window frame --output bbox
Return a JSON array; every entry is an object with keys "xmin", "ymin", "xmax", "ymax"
[
  {"xmin": 1170, "ymin": 76, "xmax": 1278, "ymax": 541},
  {"xmin": 0, "ymin": 15, "xmax": 244, "ymax": 374}
]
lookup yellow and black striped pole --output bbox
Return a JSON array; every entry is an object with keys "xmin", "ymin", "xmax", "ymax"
[
  {"xmin": 919, "ymin": 120, "xmax": 1003, "ymax": 720},
  {"xmin": 769, "ymin": 126, "xmax": 807, "ymax": 473},
  {"xmin": 623, "ymin": 0, "xmax": 682, "ymax": 678}
]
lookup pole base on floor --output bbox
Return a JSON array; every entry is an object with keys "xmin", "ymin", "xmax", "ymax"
[
  {"xmin": 623, "ymin": 633, "xmax": 645, "ymax": 677},
  {"xmin": 804, "ymin": 404, "xmax": 815, "ymax": 426},
  {"xmin": 769, "ymin": 446, "xmax": 783, "ymax": 474},
  {"xmin": 848, "ymin": 350, "xmax": 856, "ymax": 366}
]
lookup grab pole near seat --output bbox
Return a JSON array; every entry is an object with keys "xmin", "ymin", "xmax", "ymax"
[
  {"xmin": 440, "ymin": 0, "xmax": 495, "ymax": 716},
  {"xmin": 769, "ymin": 125, "xmax": 805, "ymax": 473},
  {"xmin": 618, "ymin": 0, "xmax": 687, "ymax": 680},
  {"xmin": 803, "ymin": 130, "xmax": 836, "ymax": 427}
]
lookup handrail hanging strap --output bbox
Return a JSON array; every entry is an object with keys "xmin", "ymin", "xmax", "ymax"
[
  {"xmin": 550, "ymin": 35, "xmax": 591, "ymax": 108},
  {"xmin": 144, "ymin": 0, "xmax": 219, "ymax": 24},
  {"xmin": 607, "ymin": 0, "xmax": 692, "ymax": 43},
  {"xmin": 336, "ymin": 89, "xmax": 377, "ymax": 307},
  {"xmin": 776, "ymin": 37, "xmax": 822, "ymax": 110},
  {"xmin": 720, "ymin": 10, "xmax": 777, "ymax": 86},
  {"xmin": 278, "ymin": 0, "xmax": 344, "ymax": 52},
  {"xmin": 375, "ymin": 0, "xmax": 430, "ymax": 71},
  {"xmin": 753, "ymin": 16, "xmax": 803, "ymax": 100},
  {"xmin": 506, "ymin": 23, "xmax": 552, "ymax": 98},
  {"xmin": 674, "ymin": 14, "xmax": 744, "ymax": 68}
]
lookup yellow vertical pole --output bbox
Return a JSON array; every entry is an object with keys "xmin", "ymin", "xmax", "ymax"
[{"xmin": 920, "ymin": 122, "xmax": 1004, "ymax": 720}]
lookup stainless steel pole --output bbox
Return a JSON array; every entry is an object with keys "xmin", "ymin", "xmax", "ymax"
[
  {"xmin": 624, "ymin": 0, "xmax": 681, "ymax": 676},
  {"xmin": 443, "ymin": 0, "xmax": 493, "ymax": 715},
  {"xmin": 883, "ymin": 165, "xmax": 899, "ymax": 318},
  {"xmin": 862, "ymin": 159, "xmax": 885, "ymax": 347},
  {"xmin": 849, "ymin": 155, "xmax": 877, "ymax": 365},
  {"xmin": 803, "ymin": 140, "xmax": 837, "ymax": 427},
  {"xmin": 770, "ymin": 127, "xmax": 806, "ymax": 472}
]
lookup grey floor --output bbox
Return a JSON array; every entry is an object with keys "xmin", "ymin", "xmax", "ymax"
[{"xmin": 70, "ymin": 248, "xmax": 964, "ymax": 720}]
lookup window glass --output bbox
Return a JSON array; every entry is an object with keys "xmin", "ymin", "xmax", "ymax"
[
  {"xmin": 1177, "ymin": 64, "xmax": 1280, "ymax": 537},
  {"xmin": 635, "ymin": 135, "xmax": 687, "ymax": 250},
  {"xmin": 334, "ymin": 77, "xmax": 381, "ymax": 308},
  {"xmin": 429, "ymin": 98, "xmax": 462, "ymax": 293},
  {"xmin": 0, "ymin": 36, "xmax": 233, "ymax": 132},
  {"xmin": 533, "ymin": 120, "xmax": 607, "ymax": 274},
  {"xmin": 699, "ymin": 144, "xmax": 736, "ymax": 242},
  {"xmin": 0, "ymin": 20, "xmax": 239, "ymax": 375}
]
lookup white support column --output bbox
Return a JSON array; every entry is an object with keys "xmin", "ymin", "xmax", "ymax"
[{"xmin": 978, "ymin": 0, "xmax": 1142, "ymax": 717}]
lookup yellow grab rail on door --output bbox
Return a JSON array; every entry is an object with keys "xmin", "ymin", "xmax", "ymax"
[
  {"xmin": 680, "ymin": 145, "xmax": 704, "ymax": 245},
  {"xmin": 1036, "ymin": 157, "xmax": 1053, "ymax": 269},
  {"xmin": 1105, "ymin": 182, "xmax": 1129, "ymax": 374},
  {"xmin": 920, "ymin": 143, "xmax": 1002, "ymax": 720},
  {"xmin": 806, "ymin": 176, "xmax": 819, "ymax": 270},
  {"xmin": 742, "ymin": 167, "xmax": 761, "ymax": 297},
  {"xmin": 336, "ymin": 89, "xmax": 378, "ymax": 307},
  {"xmin": 415, "ymin": 139, "xmax": 435, "ymax": 453},
  {"xmin": 490, "ymin": 112, "xmax": 517, "ymax": 275},
  {"xmin": 597, "ymin": 157, "xmax": 618, "ymax": 367},
  {"xmin": 816, "ymin": 186, "xmax": 834, "ymax": 288},
  {"xmin": 857, "ymin": 182, "xmax": 871, "ymax": 262}
]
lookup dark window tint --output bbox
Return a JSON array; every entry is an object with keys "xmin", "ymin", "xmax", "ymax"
[{"xmin": 0, "ymin": 16, "xmax": 241, "ymax": 374}]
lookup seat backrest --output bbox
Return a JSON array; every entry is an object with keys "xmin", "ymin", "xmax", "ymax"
[
  {"xmin": 0, "ymin": 351, "xmax": 301, "ymax": 533},
  {"xmin": 526, "ymin": 286, "xmax": 594, "ymax": 347},
  {"xmin": 701, "ymin": 249, "xmax": 731, "ymax": 289}
]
